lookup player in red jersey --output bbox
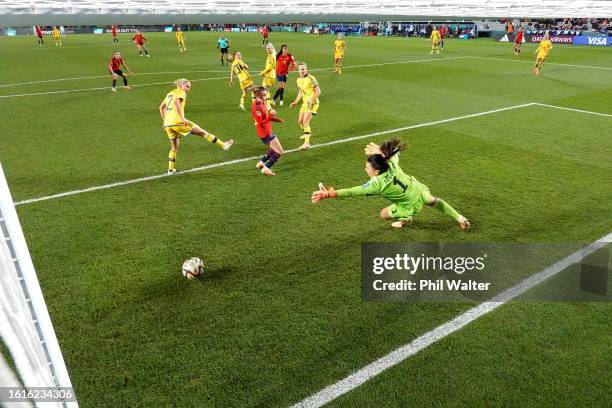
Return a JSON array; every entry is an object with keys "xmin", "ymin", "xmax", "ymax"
[
  {"xmin": 111, "ymin": 25, "xmax": 119, "ymax": 44},
  {"xmin": 252, "ymin": 87, "xmax": 284, "ymax": 176},
  {"xmin": 272, "ymin": 44, "xmax": 296, "ymax": 106},
  {"xmin": 108, "ymin": 51, "xmax": 133, "ymax": 92},
  {"xmin": 132, "ymin": 31, "xmax": 150, "ymax": 57},
  {"xmin": 34, "ymin": 26, "xmax": 44, "ymax": 47},
  {"xmin": 261, "ymin": 25, "xmax": 269, "ymax": 46},
  {"xmin": 514, "ymin": 27, "xmax": 524, "ymax": 55},
  {"xmin": 439, "ymin": 25, "xmax": 447, "ymax": 49}
]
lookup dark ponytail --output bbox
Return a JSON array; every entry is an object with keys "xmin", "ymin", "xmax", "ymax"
[
  {"xmin": 276, "ymin": 44, "xmax": 288, "ymax": 58},
  {"xmin": 366, "ymin": 138, "xmax": 407, "ymax": 173}
]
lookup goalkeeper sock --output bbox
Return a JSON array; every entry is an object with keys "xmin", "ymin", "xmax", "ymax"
[
  {"xmin": 204, "ymin": 132, "xmax": 225, "ymax": 148},
  {"xmin": 434, "ymin": 198, "xmax": 461, "ymax": 221},
  {"xmin": 168, "ymin": 150, "xmax": 177, "ymax": 170}
]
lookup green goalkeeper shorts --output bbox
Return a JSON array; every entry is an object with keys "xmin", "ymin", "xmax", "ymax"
[{"xmin": 386, "ymin": 189, "xmax": 433, "ymax": 221}]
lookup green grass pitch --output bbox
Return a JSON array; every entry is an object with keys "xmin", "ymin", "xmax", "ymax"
[{"xmin": 1, "ymin": 31, "xmax": 611, "ymax": 407}]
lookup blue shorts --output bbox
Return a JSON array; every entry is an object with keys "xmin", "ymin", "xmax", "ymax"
[
  {"xmin": 259, "ymin": 133, "xmax": 276, "ymax": 145},
  {"xmin": 276, "ymin": 74, "xmax": 287, "ymax": 82}
]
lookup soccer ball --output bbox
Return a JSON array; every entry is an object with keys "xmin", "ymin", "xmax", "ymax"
[{"xmin": 182, "ymin": 257, "xmax": 205, "ymax": 279}]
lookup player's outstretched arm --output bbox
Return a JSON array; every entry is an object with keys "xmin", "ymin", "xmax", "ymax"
[{"xmin": 311, "ymin": 183, "xmax": 337, "ymax": 204}]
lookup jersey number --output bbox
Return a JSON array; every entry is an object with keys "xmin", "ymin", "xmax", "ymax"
[
  {"xmin": 165, "ymin": 95, "xmax": 173, "ymax": 112},
  {"xmin": 393, "ymin": 177, "xmax": 408, "ymax": 193}
]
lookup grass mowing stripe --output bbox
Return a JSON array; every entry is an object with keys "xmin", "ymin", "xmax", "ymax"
[
  {"xmin": 13, "ymin": 102, "xmax": 534, "ymax": 206},
  {"xmin": 292, "ymin": 232, "xmax": 612, "ymax": 408},
  {"xmin": 533, "ymin": 103, "xmax": 612, "ymax": 118},
  {"xmin": 468, "ymin": 56, "xmax": 612, "ymax": 70},
  {"xmin": 0, "ymin": 57, "xmax": 467, "ymax": 99}
]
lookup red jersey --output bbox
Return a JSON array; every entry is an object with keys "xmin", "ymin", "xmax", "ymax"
[
  {"xmin": 111, "ymin": 26, "xmax": 117, "ymax": 36},
  {"xmin": 132, "ymin": 34, "xmax": 145, "ymax": 45},
  {"xmin": 439, "ymin": 27, "xmax": 446, "ymax": 37},
  {"xmin": 276, "ymin": 53, "xmax": 294, "ymax": 75},
  {"xmin": 262, "ymin": 28, "xmax": 269, "ymax": 38},
  {"xmin": 35, "ymin": 26, "xmax": 43, "ymax": 37},
  {"xmin": 515, "ymin": 31, "xmax": 524, "ymax": 42},
  {"xmin": 251, "ymin": 100, "xmax": 281, "ymax": 137},
  {"xmin": 109, "ymin": 56, "xmax": 124, "ymax": 72}
]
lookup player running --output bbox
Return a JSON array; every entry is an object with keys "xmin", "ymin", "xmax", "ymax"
[
  {"xmin": 311, "ymin": 138, "xmax": 470, "ymax": 230},
  {"xmin": 334, "ymin": 33, "xmax": 346, "ymax": 74},
  {"xmin": 52, "ymin": 26, "xmax": 62, "ymax": 46},
  {"xmin": 111, "ymin": 25, "xmax": 119, "ymax": 44},
  {"xmin": 259, "ymin": 43, "xmax": 276, "ymax": 109},
  {"xmin": 108, "ymin": 51, "xmax": 133, "ymax": 92},
  {"xmin": 290, "ymin": 62, "xmax": 321, "ymax": 150},
  {"xmin": 217, "ymin": 35, "xmax": 230, "ymax": 65},
  {"xmin": 132, "ymin": 31, "xmax": 150, "ymax": 57},
  {"xmin": 252, "ymin": 87, "xmax": 285, "ymax": 176},
  {"xmin": 229, "ymin": 51, "xmax": 254, "ymax": 110},
  {"xmin": 533, "ymin": 32, "xmax": 552, "ymax": 75},
  {"xmin": 159, "ymin": 79, "xmax": 234, "ymax": 175},
  {"xmin": 175, "ymin": 27, "xmax": 186, "ymax": 53},
  {"xmin": 514, "ymin": 27, "xmax": 524, "ymax": 55},
  {"xmin": 273, "ymin": 44, "xmax": 296, "ymax": 106},
  {"xmin": 430, "ymin": 26, "xmax": 441, "ymax": 54},
  {"xmin": 34, "ymin": 26, "xmax": 44, "ymax": 47}
]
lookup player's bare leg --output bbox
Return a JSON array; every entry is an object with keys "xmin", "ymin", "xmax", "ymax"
[{"xmin": 191, "ymin": 124, "xmax": 234, "ymax": 150}]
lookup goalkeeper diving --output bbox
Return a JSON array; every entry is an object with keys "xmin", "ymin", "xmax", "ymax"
[{"xmin": 311, "ymin": 138, "xmax": 470, "ymax": 230}]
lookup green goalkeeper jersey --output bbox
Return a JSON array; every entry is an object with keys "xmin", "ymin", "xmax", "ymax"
[{"xmin": 337, "ymin": 154, "xmax": 428, "ymax": 207}]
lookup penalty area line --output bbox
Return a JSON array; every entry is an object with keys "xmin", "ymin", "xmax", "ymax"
[
  {"xmin": 14, "ymin": 102, "xmax": 534, "ymax": 206},
  {"xmin": 291, "ymin": 232, "xmax": 612, "ymax": 408}
]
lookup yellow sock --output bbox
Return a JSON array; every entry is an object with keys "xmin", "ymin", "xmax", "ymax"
[
  {"xmin": 240, "ymin": 93, "xmax": 246, "ymax": 107},
  {"xmin": 204, "ymin": 132, "xmax": 225, "ymax": 148},
  {"xmin": 168, "ymin": 150, "xmax": 177, "ymax": 170},
  {"xmin": 266, "ymin": 90, "xmax": 271, "ymax": 110},
  {"xmin": 303, "ymin": 126, "xmax": 311, "ymax": 144}
]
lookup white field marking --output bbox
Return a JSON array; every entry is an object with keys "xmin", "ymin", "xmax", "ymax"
[
  {"xmin": 533, "ymin": 103, "xmax": 612, "ymax": 119},
  {"xmin": 468, "ymin": 55, "xmax": 612, "ymax": 71},
  {"xmin": 0, "ymin": 56, "xmax": 467, "ymax": 98},
  {"xmin": 13, "ymin": 102, "xmax": 533, "ymax": 206},
  {"xmin": 292, "ymin": 232, "xmax": 612, "ymax": 408},
  {"xmin": 0, "ymin": 69, "xmax": 230, "ymax": 88}
]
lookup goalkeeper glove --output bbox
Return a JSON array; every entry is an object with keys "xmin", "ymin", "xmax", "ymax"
[{"xmin": 311, "ymin": 182, "xmax": 337, "ymax": 204}]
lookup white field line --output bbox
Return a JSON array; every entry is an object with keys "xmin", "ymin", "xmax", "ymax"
[
  {"xmin": 0, "ymin": 69, "xmax": 230, "ymax": 88},
  {"xmin": 291, "ymin": 232, "xmax": 612, "ymax": 408},
  {"xmin": 533, "ymin": 103, "xmax": 612, "ymax": 118},
  {"xmin": 468, "ymin": 55, "xmax": 612, "ymax": 71},
  {"xmin": 13, "ymin": 102, "xmax": 533, "ymax": 206},
  {"xmin": 0, "ymin": 57, "xmax": 467, "ymax": 98}
]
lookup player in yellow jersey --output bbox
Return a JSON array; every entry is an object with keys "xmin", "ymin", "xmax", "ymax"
[
  {"xmin": 52, "ymin": 26, "xmax": 62, "ymax": 47},
  {"xmin": 430, "ymin": 26, "xmax": 441, "ymax": 54},
  {"xmin": 229, "ymin": 51, "xmax": 255, "ymax": 110},
  {"xmin": 175, "ymin": 27, "xmax": 186, "ymax": 53},
  {"xmin": 159, "ymin": 79, "xmax": 234, "ymax": 175},
  {"xmin": 334, "ymin": 33, "xmax": 346, "ymax": 74},
  {"xmin": 533, "ymin": 32, "xmax": 553, "ymax": 76},
  {"xmin": 290, "ymin": 62, "xmax": 321, "ymax": 150},
  {"xmin": 259, "ymin": 43, "xmax": 276, "ymax": 109}
]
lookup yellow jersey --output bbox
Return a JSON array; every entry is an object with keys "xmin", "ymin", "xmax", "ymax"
[
  {"xmin": 334, "ymin": 39, "xmax": 346, "ymax": 54},
  {"xmin": 262, "ymin": 53, "xmax": 276, "ymax": 80},
  {"xmin": 296, "ymin": 74, "xmax": 319, "ymax": 98},
  {"xmin": 175, "ymin": 31, "xmax": 184, "ymax": 41},
  {"xmin": 52, "ymin": 28, "xmax": 60, "ymax": 38},
  {"xmin": 162, "ymin": 88, "xmax": 187, "ymax": 127},
  {"xmin": 231, "ymin": 58, "xmax": 252, "ymax": 82},
  {"xmin": 431, "ymin": 30, "xmax": 441, "ymax": 42},
  {"xmin": 536, "ymin": 40, "xmax": 552, "ymax": 56}
]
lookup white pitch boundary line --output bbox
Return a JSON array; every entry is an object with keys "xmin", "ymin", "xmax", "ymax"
[
  {"xmin": 0, "ymin": 57, "xmax": 467, "ymax": 99},
  {"xmin": 292, "ymin": 232, "xmax": 612, "ymax": 408},
  {"xmin": 13, "ymin": 102, "xmax": 533, "ymax": 206},
  {"xmin": 533, "ymin": 103, "xmax": 612, "ymax": 118},
  {"xmin": 468, "ymin": 56, "xmax": 612, "ymax": 71}
]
